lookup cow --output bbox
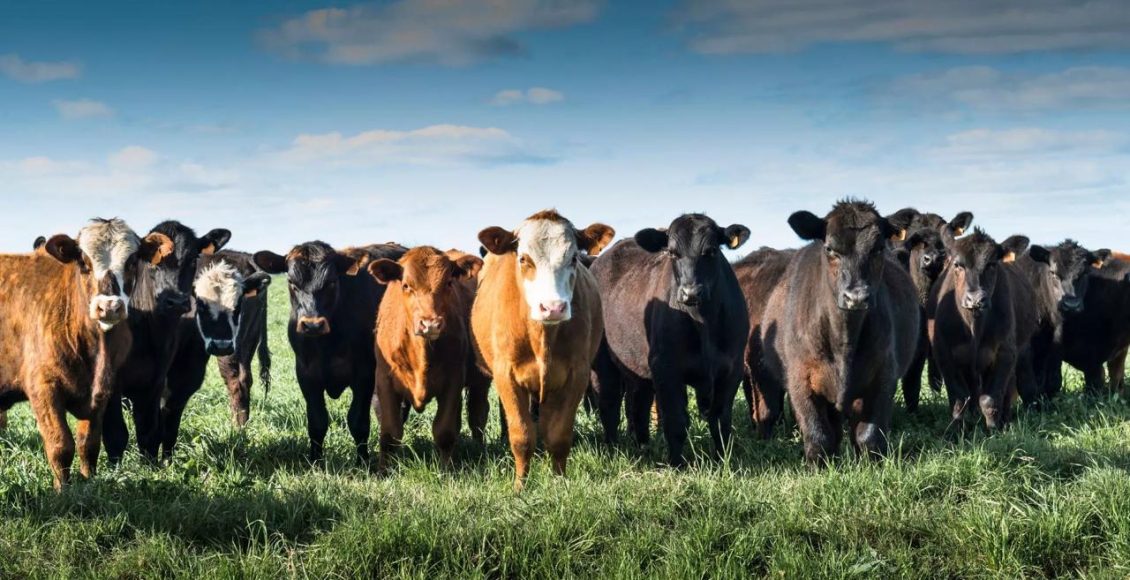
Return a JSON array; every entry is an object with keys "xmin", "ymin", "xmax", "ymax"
[
  {"xmin": 732, "ymin": 247, "xmax": 795, "ymax": 439},
  {"xmin": 367, "ymin": 246, "xmax": 487, "ymax": 470},
  {"xmin": 758, "ymin": 200, "xmax": 919, "ymax": 462},
  {"xmin": 472, "ymin": 210, "xmax": 613, "ymax": 491},
  {"xmin": 887, "ymin": 209, "xmax": 974, "ymax": 412},
  {"xmin": 591, "ymin": 214, "xmax": 750, "ymax": 467},
  {"xmin": 1062, "ymin": 255, "xmax": 1130, "ymax": 394},
  {"xmin": 101, "ymin": 221, "xmax": 232, "ymax": 463},
  {"xmin": 0, "ymin": 218, "xmax": 172, "ymax": 488},
  {"xmin": 929, "ymin": 230, "xmax": 1038, "ymax": 429},
  {"xmin": 255, "ymin": 242, "xmax": 406, "ymax": 464},
  {"xmin": 158, "ymin": 250, "xmax": 272, "ymax": 459},
  {"xmin": 1013, "ymin": 241, "xmax": 1111, "ymax": 401}
]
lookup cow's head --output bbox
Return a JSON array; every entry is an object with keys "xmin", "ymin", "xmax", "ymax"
[
  {"xmin": 369, "ymin": 246, "xmax": 482, "ymax": 340},
  {"xmin": 479, "ymin": 210, "xmax": 614, "ymax": 324},
  {"xmin": 43, "ymin": 218, "xmax": 173, "ymax": 331},
  {"xmin": 905, "ymin": 227, "xmax": 947, "ymax": 284},
  {"xmin": 254, "ymin": 241, "xmax": 367, "ymax": 337},
  {"xmin": 789, "ymin": 200, "xmax": 893, "ymax": 312},
  {"xmin": 1028, "ymin": 240, "xmax": 1111, "ymax": 313},
  {"xmin": 144, "ymin": 221, "xmax": 231, "ymax": 317},
  {"xmin": 887, "ymin": 208, "xmax": 974, "ymax": 242},
  {"xmin": 635, "ymin": 214, "xmax": 749, "ymax": 307},
  {"xmin": 944, "ymin": 229, "xmax": 1028, "ymax": 318},
  {"xmin": 192, "ymin": 257, "xmax": 271, "ymax": 356}
]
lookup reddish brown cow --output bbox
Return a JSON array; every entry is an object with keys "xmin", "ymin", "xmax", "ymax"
[
  {"xmin": 368, "ymin": 246, "xmax": 487, "ymax": 469},
  {"xmin": 0, "ymin": 218, "xmax": 172, "ymax": 489},
  {"xmin": 472, "ymin": 210, "xmax": 613, "ymax": 490}
]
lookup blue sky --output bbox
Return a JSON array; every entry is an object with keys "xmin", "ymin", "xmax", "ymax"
[{"xmin": 2, "ymin": 0, "xmax": 1129, "ymax": 254}]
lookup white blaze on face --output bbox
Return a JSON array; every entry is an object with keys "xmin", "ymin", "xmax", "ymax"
[
  {"xmin": 193, "ymin": 260, "xmax": 243, "ymax": 353},
  {"xmin": 77, "ymin": 218, "xmax": 139, "ymax": 331},
  {"xmin": 516, "ymin": 218, "xmax": 579, "ymax": 323}
]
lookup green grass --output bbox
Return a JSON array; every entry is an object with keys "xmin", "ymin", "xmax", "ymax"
[{"xmin": 4, "ymin": 282, "xmax": 1130, "ymax": 579}]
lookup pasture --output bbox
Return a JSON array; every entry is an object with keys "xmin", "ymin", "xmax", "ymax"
[{"xmin": 2, "ymin": 278, "xmax": 1130, "ymax": 578}]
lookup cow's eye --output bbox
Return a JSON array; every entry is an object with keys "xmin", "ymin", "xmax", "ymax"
[
  {"xmin": 824, "ymin": 245, "xmax": 839, "ymax": 259},
  {"xmin": 954, "ymin": 262, "xmax": 965, "ymax": 271}
]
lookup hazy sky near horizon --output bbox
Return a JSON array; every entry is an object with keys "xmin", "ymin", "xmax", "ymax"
[{"xmin": 2, "ymin": 0, "xmax": 1129, "ymax": 255}]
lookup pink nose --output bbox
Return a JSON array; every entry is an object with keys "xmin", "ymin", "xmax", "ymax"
[
  {"xmin": 539, "ymin": 301, "xmax": 567, "ymax": 316},
  {"xmin": 97, "ymin": 299, "xmax": 124, "ymax": 318},
  {"xmin": 416, "ymin": 317, "xmax": 443, "ymax": 336}
]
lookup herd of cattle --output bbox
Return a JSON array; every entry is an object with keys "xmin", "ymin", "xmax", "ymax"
[{"xmin": 1, "ymin": 201, "xmax": 1128, "ymax": 491}]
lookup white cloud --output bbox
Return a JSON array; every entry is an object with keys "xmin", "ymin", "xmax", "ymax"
[
  {"xmin": 490, "ymin": 86, "xmax": 565, "ymax": 106},
  {"xmin": 108, "ymin": 146, "xmax": 159, "ymax": 170},
  {"xmin": 888, "ymin": 66, "xmax": 1130, "ymax": 111},
  {"xmin": 0, "ymin": 54, "xmax": 80, "ymax": 83},
  {"xmin": 53, "ymin": 98, "xmax": 114, "ymax": 120},
  {"xmin": 275, "ymin": 124, "xmax": 554, "ymax": 166},
  {"xmin": 675, "ymin": 0, "xmax": 1130, "ymax": 55},
  {"xmin": 259, "ymin": 0, "xmax": 600, "ymax": 66},
  {"xmin": 929, "ymin": 128, "xmax": 1127, "ymax": 160}
]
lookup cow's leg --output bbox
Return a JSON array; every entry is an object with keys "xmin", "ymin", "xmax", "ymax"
[
  {"xmin": 752, "ymin": 364, "xmax": 785, "ymax": 440},
  {"xmin": 902, "ymin": 338, "xmax": 926, "ymax": 413},
  {"xmin": 0, "ymin": 409, "xmax": 7, "ymax": 430},
  {"xmin": 707, "ymin": 371, "xmax": 742, "ymax": 459},
  {"xmin": 851, "ymin": 380, "xmax": 893, "ymax": 460},
  {"xmin": 74, "ymin": 408, "xmax": 105, "ymax": 479},
  {"xmin": 433, "ymin": 388, "xmax": 463, "ymax": 468},
  {"xmin": 1015, "ymin": 349, "xmax": 1040, "ymax": 410},
  {"xmin": 101, "ymin": 393, "xmax": 129, "ymax": 465},
  {"xmin": 131, "ymin": 390, "xmax": 162, "ymax": 461},
  {"xmin": 160, "ymin": 351, "xmax": 208, "ymax": 460},
  {"xmin": 654, "ymin": 376, "xmax": 690, "ymax": 468},
  {"xmin": 1083, "ymin": 363, "xmax": 1107, "ymax": 396},
  {"xmin": 375, "ymin": 372, "xmax": 404, "ymax": 472},
  {"xmin": 927, "ymin": 350, "xmax": 943, "ymax": 392},
  {"xmin": 593, "ymin": 346, "xmax": 623, "ymax": 445},
  {"xmin": 219, "ymin": 355, "xmax": 250, "ymax": 428},
  {"xmin": 497, "ymin": 374, "xmax": 535, "ymax": 491},
  {"xmin": 347, "ymin": 372, "xmax": 375, "ymax": 465},
  {"xmin": 31, "ymin": 390, "xmax": 74, "ymax": 490},
  {"xmin": 539, "ymin": 377, "xmax": 587, "ymax": 478},
  {"xmin": 299, "ymin": 382, "xmax": 330, "ymax": 464},
  {"xmin": 465, "ymin": 367, "xmax": 490, "ymax": 446},
  {"xmin": 789, "ymin": 374, "xmax": 837, "ymax": 465},
  {"xmin": 1108, "ymin": 347, "xmax": 1128, "ymax": 394},
  {"xmin": 626, "ymin": 378, "xmax": 654, "ymax": 446}
]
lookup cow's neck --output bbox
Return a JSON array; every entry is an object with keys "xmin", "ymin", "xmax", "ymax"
[{"xmin": 821, "ymin": 283, "xmax": 869, "ymax": 413}]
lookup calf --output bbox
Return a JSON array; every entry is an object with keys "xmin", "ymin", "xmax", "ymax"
[
  {"xmin": 732, "ymin": 247, "xmax": 794, "ymax": 438},
  {"xmin": 0, "ymin": 218, "xmax": 172, "ymax": 488},
  {"xmin": 368, "ymin": 246, "xmax": 487, "ymax": 469},
  {"xmin": 1062, "ymin": 256, "xmax": 1130, "ymax": 394},
  {"xmin": 929, "ymin": 230, "xmax": 1038, "ymax": 428},
  {"xmin": 592, "ymin": 214, "xmax": 750, "ymax": 466},
  {"xmin": 1014, "ymin": 241, "xmax": 1110, "ymax": 400},
  {"xmin": 472, "ymin": 210, "xmax": 613, "ymax": 490},
  {"xmin": 759, "ymin": 200, "xmax": 919, "ymax": 462},
  {"xmin": 102, "ymin": 222, "xmax": 231, "ymax": 462},
  {"xmin": 159, "ymin": 250, "xmax": 272, "ymax": 459},
  {"xmin": 255, "ymin": 242, "xmax": 406, "ymax": 464}
]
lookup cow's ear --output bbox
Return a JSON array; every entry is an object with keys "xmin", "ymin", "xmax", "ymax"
[
  {"xmin": 788, "ymin": 211, "xmax": 826, "ymax": 241},
  {"xmin": 44, "ymin": 234, "xmax": 83, "ymax": 265},
  {"xmin": 948, "ymin": 212, "xmax": 974, "ymax": 237},
  {"xmin": 885, "ymin": 208, "xmax": 918, "ymax": 241},
  {"xmin": 32, "ymin": 236, "xmax": 46, "ymax": 251},
  {"xmin": 1001, "ymin": 235, "xmax": 1030, "ymax": 263},
  {"xmin": 335, "ymin": 251, "xmax": 370, "ymax": 276},
  {"xmin": 478, "ymin": 227, "xmax": 518, "ymax": 255},
  {"xmin": 634, "ymin": 228, "xmax": 669, "ymax": 253},
  {"xmin": 577, "ymin": 223, "xmax": 616, "ymax": 256},
  {"xmin": 139, "ymin": 233, "xmax": 175, "ymax": 265},
  {"xmin": 367, "ymin": 259, "xmax": 403, "ymax": 284},
  {"xmin": 1092, "ymin": 249, "xmax": 1112, "ymax": 269},
  {"xmin": 723, "ymin": 224, "xmax": 751, "ymax": 250},
  {"xmin": 253, "ymin": 251, "xmax": 288, "ymax": 274},
  {"xmin": 242, "ymin": 272, "xmax": 272, "ymax": 298},
  {"xmin": 453, "ymin": 254, "xmax": 484, "ymax": 280},
  {"xmin": 199, "ymin": 228, "xmax": 232, "ymax": 256},
  {"xmin": 1029, "ymin": 245, "xmax": 1051, "ymax": 265}
]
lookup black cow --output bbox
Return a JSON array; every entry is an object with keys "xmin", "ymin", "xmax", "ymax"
[
  {"xmin": 759, "ymin": 200, "xmax": 919, "ymax": 462},
  {"xmin": 255, "ymin": 242, "xmax": 406, "ymax": 464},
  {"xmin": 102, "ymin": 221, "xmax": 231, "ymax": 462},
  {"xmin": 591, "ymin": 214, "xmax": 750, "ymax": 467},
  {"xmin": 1062, "ymin": 256, "xmax": 1130, "ymax": 394},
  {"xmin": 158, "ymin": 250, "xmax": 272, "ymax": 459},
  {"xmin": 1014, "ymin": 241, "xmax": 1111, "ymax": 401},
  {"xmin": 929, "ymin": 230, "xmax": 1038, "ymax": 428},
  {"xmin": 732, "ymin": 247, "xmax": 794, "ymax": 438}
]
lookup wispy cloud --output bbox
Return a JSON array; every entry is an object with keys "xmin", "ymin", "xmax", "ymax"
[
  {"xmin": 490, "ymin": 87, "xmax": 565, "ymax": 106},
  {"xmin": 259, "ymin": 0, "xmax": 600, "ymax": 66},
  {"xmin": 0, "ymin": 53, "xmax": 80, "ymax": 83},
  {"xmin": 886, "ymin": 66, "xmax": 1130, "ymax": 111},
  {"xmin": 929, "ymin": 128, "xmax": 1127, "ymax": 160},
  {"xmin": 675, "ymin": 0, "xmax": 1130, "ymax": 55},
  {"xmin": 274, "ymin": 124, "xmax": 555, "ymax": 166},
  {"xmin": 52, "ymin": 98, "xmax": 114, "ymax": 120}
]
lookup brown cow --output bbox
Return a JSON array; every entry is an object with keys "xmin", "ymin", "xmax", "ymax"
[
  {"xmin": 368, "ymin": 246, "xmax": 486, "ymax": 469},
  {"xmin": 0, "ymin": 218, "xmax": 172, "ymax": 489},
  {"xmin": 472, "ymin": 210, "xmax": 614, "ymax": 490}
]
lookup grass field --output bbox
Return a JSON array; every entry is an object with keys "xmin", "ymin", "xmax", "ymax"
[{"xmin": 3, "ymin": 281, "xmax": 1130, "ymax": 579}]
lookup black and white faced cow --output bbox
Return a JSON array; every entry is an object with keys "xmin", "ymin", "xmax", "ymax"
[{"xmin": 159, "ymin": 250, "xmax": 272, "ymax": 459}]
